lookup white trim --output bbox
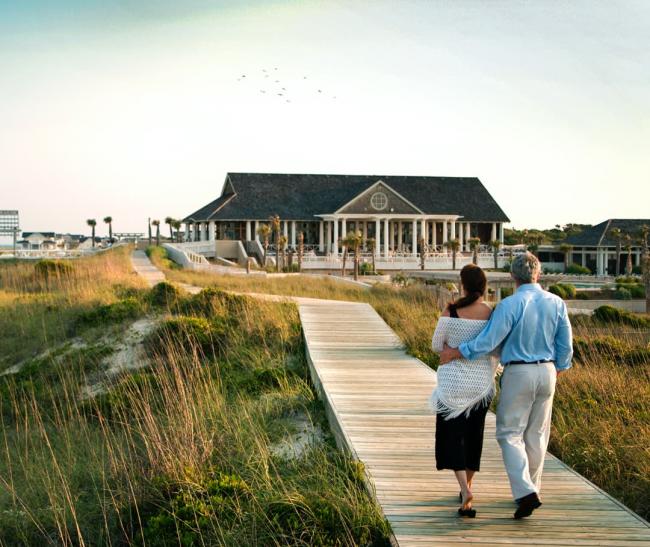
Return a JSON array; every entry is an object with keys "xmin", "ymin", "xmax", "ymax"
[
  {"xmin": 317, "ymin": 213, "xmax": 461, "ymax": 220},
  {"xmin": 333, "ymin": 180, "xmax": 425, "ymax": 215}
]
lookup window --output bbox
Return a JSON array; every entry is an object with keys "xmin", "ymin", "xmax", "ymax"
[{"xmin": 370, "ymin": 192, "xmax": 388, "ymax": 211}]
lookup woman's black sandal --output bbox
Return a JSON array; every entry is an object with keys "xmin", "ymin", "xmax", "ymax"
[{"xmin": 458, "ymin": 507, "xmax": 477, "ymax": 518}]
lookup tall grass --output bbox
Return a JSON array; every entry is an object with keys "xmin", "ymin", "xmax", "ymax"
[{"xmin": 0, "ymin": 255, "xmax": 390, "ymax": 545}]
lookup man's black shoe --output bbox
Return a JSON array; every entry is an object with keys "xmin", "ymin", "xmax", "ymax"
[{"xmin": 514, "ymin": 493, "xmax": 542, "ymax": 519}]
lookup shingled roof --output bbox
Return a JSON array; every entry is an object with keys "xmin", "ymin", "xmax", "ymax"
[
  {"xmin": 183, "ymin": 173, "xmax": 509, "ymax": 222},
  {"xmin": 566, "ymin": 219, "xmax": 650, "ymax": 247}
]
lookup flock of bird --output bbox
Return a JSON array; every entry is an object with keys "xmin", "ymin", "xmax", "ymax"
[{"xmin": 236, "ymin": 68, "xmax": 337, "ymax": 103}]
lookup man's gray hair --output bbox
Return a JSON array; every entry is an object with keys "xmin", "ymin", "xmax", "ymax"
[{"xmin": 511, "ymin": 252, "xmax": 541, "ymax": 283}]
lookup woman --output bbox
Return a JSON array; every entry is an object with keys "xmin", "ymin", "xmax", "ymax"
[{"xmin": 430, "ymin": 264, "xmax": 499, "ymax": 518}]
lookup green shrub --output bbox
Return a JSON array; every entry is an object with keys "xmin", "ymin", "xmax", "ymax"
[
  {"xmin": 614, "ymin": 287, "xmax": 632, "ymax": 300},
  {"xmin": 34, "ymin": 259, "xmax": 74, "ymax": 279},
  {"xmin": 566, "ymin": 263, "xmax": 591, "ymax": 275},
  {"xmin": 576, "ymin": 291, "xmax": 590, "ymax": 300},
  {"xmin": 76, "ymin": 297, "xmax": 143, "ymax": 327},
  {"xmin": 632, "ymin": 265, "xmax": 642, "ymax": 275},
  {"xmin": 630, "ymin": 285, "xmax": 646, "ymax": 298},
  {"xmin": 149, "ymin": 281, "xmax": 183, "ymax": 308},
  {"xmin": 359, "ymin": 262, "xmax": 375, "ymax": 275},
  {"xmin": 615, "ymin": 276, "xmax": 639, "ymax": 284},
  {"xmin": 558, "ymin": 283, "xmax": 577, "ymax": 299},
  {"xmin": 548, "ymin": 284, "xmax": 566, "ymax": 299},
  {"xmin": 147, "ymin": 315, "xmax": 228, "ymax": 358},
  {"xmin": 500, "ymin": 287, "xmax": 514, "ymax": 298},
  {"xmin": 593, "ymin": 305, "xmax": 650, "ymax": 328}
]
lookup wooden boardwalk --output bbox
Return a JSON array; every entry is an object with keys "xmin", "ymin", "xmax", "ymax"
[{"xmin": 299, "ymin": 300, "xmax": 650, "ymax": 546}]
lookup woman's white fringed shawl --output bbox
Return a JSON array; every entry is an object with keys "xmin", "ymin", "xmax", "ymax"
[{"xmin": 429, "ymin": 317, "xmax": 499, "ymax": 420}]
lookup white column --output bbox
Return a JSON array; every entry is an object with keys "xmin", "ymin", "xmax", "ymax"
[
  {"xmin": 245, "ymin": 221, "xmax": 251, "ymax": 241},
  {"xmin": 412, "ymin": 219, "xmax": 417, "ymax": 257},
  {"xmin": 491, "ymin": 222, "xmax": 497, "ymax": 242},
  {"xmin": 499, "ymin": 223, "xmax": 504, "ymax": 244},
  {"xmin": 432, "ymin": 222, "xmax": 437, "ymax": 249},
  {"xmin": 363, "ymin": 221, "xmax": 368, "ymax": 247},
  {"xmin": 319, "ymin": 221, "xmax": 324, "ymax": 252},
  {"xmin": 291, "ymin": 221, "xmax": 296, "ymax": 248},
  {"xmin": 341, "ymin": 218, "xmax": 347, "ymax": 238},
  {"xmin": 458, "ymin": 221, "xmax": 464, "ymax": 250},
  {"xmin": 184, "ymin": 223, "xmax": 190, "ymax": 242},
  {"xmin": 283, "ymin": 220, "xmax": 288, "ymax": 240},
  {"xmin": 420, "ymin": 218, "xmax": 427, "ymax": 249},
  {"xmin": 450, "ymin": 221, "xmax": 456, "ymax": 241},
  {"xmin": 375, "ymin": 218, "xmax": 381, "ymax": 257},
  {"xmin": 326, "ymin": 221, "xmax": 331, "ymax": 254},
  {"xmin": 465, "ymin": 222, "xmax": 471, "ymax": 251},
  {"xmin": 389, "ymin": 221, "xmax": 394, "ymax": 252},
  {"xmin": 442, "ymin": 220, "xmax": 448, "ymax": 244},
  {"xmin": 209, "ymin": 220, "xmax": 216, "ymax": 241},
  {"xmin": 333, "ymin": 219, "xmax": 339, "ymax": 255},
  {"xmin": 254, "ymin": 220, "xmax": 260, "ymax": 242},
  {"xmin": 384, "ymin": 218, "xmax": 390, "ymax": 258}
]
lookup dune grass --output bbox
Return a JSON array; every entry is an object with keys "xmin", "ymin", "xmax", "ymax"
[
  {"xmin": 0, "ymin": 252, "xmax": 390, "ymax": 545},
  {"xmin": 152, "ymin": 247, "xmax": 650, "ymax": 520}
]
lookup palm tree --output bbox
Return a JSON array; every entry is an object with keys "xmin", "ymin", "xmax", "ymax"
[
  {"xmin": 86, "ymin": 219, "xmax": 97, "ymax": 248},
  {"xmin": 152, "ymin": 219, "xmax": 161, "ymax": 246},
  {"xmin": 468, "ymin": 237, "xmax": 481, "ymax": 265},
  {"xmin": 297, "ymin": 232, "xmax": 304, "ymax": 272},
  {"xmin": 270, "ymin": 215, "xmax": 281, "ymax": 270},
  {"xmin": 639, "ymin": 225, "xmax": 650, "ymax": 313},
  {"xmin": 103, "ymin": 216, "xmax": 113, "ymax": 242},
  {"xmin": 490, "ymin": 240, "xmax": 502, "ymax": 269},
  {"xmin": 148, "ymin": 217, "xmax": 152, "ymax": 246},
  {"xmin": 623, "ymin": 234, "xmax": 633, "ymax": 276},
  {"xmin": 165, "ymin": 217, "xmax": 175, "ymax": 241},
  {"xmin": 257, "ymin": 224, "xmax": 271, "ymax": 267},
  {"xmin": 367, "ymin": 238, "xmax": 376, "ymax": 274},
  {"xmin": 609, "ymin": 227, "xmax": 623, "ymax": 276},
  {"xmin": 559, "ymin": 243, "xmax": 573, "ymax": 272},
  {"xmin": 277, "ymin": 235, "xmax": 287, "ymax": 272},
  {"xmin": 444, "ymin": 239, "xmax": 461, "ymax": 270},
  {"xmin": 342, "ymin": 231, "xmax": 363, "ymax": 280},
  {"xmin": 419, "ymin": 238, "xmax": 426, "ymax": 270},
  {"xmin": 172, "ymin": 220, "xmax": 182, "ymax": 242},
  {"xmin": 340, "ymin": 233, "xmax": 350, "ymax": 277}
]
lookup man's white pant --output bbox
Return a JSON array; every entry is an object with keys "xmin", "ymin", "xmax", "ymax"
[{"xmin": 496, "ymin": 362, "xmax": 557, "ymax": 500}]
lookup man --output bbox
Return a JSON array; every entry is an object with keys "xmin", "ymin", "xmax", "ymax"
[{"xmin": 440, "ymin": 252, "xmax": 573, "ymax": 519}]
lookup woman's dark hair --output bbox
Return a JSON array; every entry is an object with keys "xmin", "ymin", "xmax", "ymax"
[{"xmin": 450, "ymin": 264, "xmax": 487, "ymax": 310}]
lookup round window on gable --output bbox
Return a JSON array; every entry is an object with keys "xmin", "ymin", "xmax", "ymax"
[{"xmin": 370, "ymin": 192, "xmax": 388, "ymax": 211}]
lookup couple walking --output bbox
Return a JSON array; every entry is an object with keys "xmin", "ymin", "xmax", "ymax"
[{"xmin": 430, "ymin": 252, "xmax": 573, "ymax": 519}]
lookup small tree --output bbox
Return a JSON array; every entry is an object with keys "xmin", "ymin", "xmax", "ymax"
[
  {"xmin": 297, "ymin": 232, "xmax": 304, "ymax": 272},
  {"xmin": 172, "ymin": 220, "xmax": 182, "ymax": 242},
  {"xmin": 367, "ymin": 238, "xmax": 376, "ymax": 274},
  {"xmin": 559, "ymin": 243, "xmax": 573, "ymax": 272},
  {"xmin": 86, "ymin": 219, "xmax": 97, "ymax": 248},
  {"xmin": 103, "ymin": 216, "xmax": 113, "ymax": 242},
  {"xmin": 277, "ymin": 235, "xmax": 287, "ymax": 272},
  {"xmin": 419, "ymin": 238, "xmax": 426, "ymax": 270},
  {"xmin": 623, "ymin": 234, "xmax": 633, "ymax": 276},
  {"xmin": 165, "ymin": 217, "xmax": 175, "ymax": 241},
  {"xmin": 468, "ymin": 237, "xmax": 481, "ymax": 265},
  {"xmin": 610, "ymin": 227, "xmax": 623, "ymax": 276},
  {"xmin": 490, "ymin": 240, "xmax": 502, "ymax": 269},
  {"xmin": 152, "ymin": 220, "xmax": 161, "ymax": 246},
  {"xmin": 257, "ymin": 224, "xmax": 271, "ymax": 267},
  {"xmin": 445, "ymin": 239, "xmax": 460, "ymax": 270},
  {"xmin": 340, "ymin": 233, "xmax": 349, "ymax": 277},
  {"xmin": 148, "ymin": 218, "xmax": 152, "ymax": 246},
  {"xmin": 342, "ymin": 231, "xmax": 363, "ymax": 280},
  {"xmin": 271, "ymin": 215, "xmax": 281, "ymax": 270}
]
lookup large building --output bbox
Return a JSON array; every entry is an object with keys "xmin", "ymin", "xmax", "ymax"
[
  {"xmin": 564, "ymin": 219, "xmax": 649, "ymax": 276},
  {"xmin": 182, "ymin": 173, "xmax": 509, "ymax": 263}
]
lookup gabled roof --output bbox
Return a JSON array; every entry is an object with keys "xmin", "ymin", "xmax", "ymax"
[
  {"xmin": 22, "ymin": 232, "xmax": 56, "ymax": 238},
  {"xmin": 182, "ymin": 173, "xmax": 509, "ymax": 222},
  {"xmin": 565, "ymin": 219, "xmax": 650, "ymax": 247}
]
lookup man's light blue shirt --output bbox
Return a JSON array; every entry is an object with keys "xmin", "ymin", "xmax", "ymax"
[{"xmin": 458, "ymin": 283, "xmax": 573, "ymax": 371}]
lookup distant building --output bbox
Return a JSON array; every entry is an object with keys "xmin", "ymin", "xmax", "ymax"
[
  {"xmin": 563, "ymin": 219, "xmax": 649, "ymax": 276},
  {"xmin": 182, "ymin": 173, "xmax": 509, "ymax": 259},
  {"xmin": 18, "ymin": 232, "xmax": 86, "ymax": 251}
]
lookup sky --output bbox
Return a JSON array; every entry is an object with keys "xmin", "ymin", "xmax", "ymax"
[{"xmin": 1, "ymin": 0, "xmax": 649, "ymax": 239}]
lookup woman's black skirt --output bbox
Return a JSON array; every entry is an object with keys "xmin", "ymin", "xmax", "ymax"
[{"xmin": 435, "ymin": 401, "xmax": 490, "ymax": 472}]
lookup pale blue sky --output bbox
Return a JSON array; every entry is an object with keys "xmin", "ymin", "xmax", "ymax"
[{"xmin": 1, "ymin": 0, "xmax": 648, "ymax": 236}]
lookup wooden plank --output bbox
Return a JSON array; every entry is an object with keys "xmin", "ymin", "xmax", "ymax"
[{"xmin": 299, "ymin": 301, "xmax": 650, "ymax": 546}]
